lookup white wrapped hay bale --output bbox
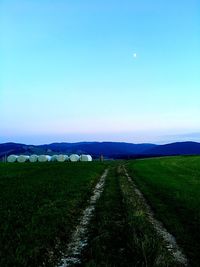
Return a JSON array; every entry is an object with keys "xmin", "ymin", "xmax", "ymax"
[
  {"xmin": 29, "ymin": 154, "xmax": 38, "ymax": 162},
  {"xmin": 69, "ymin": 154, "xmax": 80, "ymax": 162},
  {"xmin": 56, "ymin": 154, "xmax": 68, "ymax": 162},
  {"xmin": 7, "ymin": 155, "xmax": 18, "ymax": 163},
  {"xmin": 17, "ymin": 155, "xmax": 29, "ymax": 163},
  {"xmin": 80, "ymin": 154, "xmax": 92, "ymax": 162},
  {"xmin": 38, "ymin": 155, "xmax": 51, "ymax": 162},
  {"xmin": 87, "ymin": 155, "xmax": 92, "ymax": 161},
  {"xmin": 51, "ymin": 155, "xmax": 58, "ymax": 162}
]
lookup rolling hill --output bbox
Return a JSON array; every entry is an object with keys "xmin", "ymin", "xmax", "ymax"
[
  {"xmin": 1, "ymin": 141, "xmax": 200, "ymax": 159},
  {"xmin": 144, "ymin": 141, "xmax": 200, "ymax": 155},
  {"xmin": 0, "ymin": 142, "xmax": 156, "ymax": 158}
]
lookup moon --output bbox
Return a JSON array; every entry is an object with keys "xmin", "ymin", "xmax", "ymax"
[{"xmin": 133, "ymin": 53, "xmax": 137, "ymax": 58}]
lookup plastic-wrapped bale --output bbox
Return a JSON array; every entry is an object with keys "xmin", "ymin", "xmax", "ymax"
[
  {"xmin": 29, "ymin": 154, "xmax": 38, "ymax": 162},
  {"xmin": 80, "ymin": 154, "xmax": 92, "ymax": 162},
  {"xmin": 7, "ymin": 155, "xmax": 18, "ymax": 163},
  {"xmin": 69, "ymin": 154, "xmax": 80, "ymax": 162},
  {"xmin": 38, "ymin": 155, "xmax": 51, "ymax": 162},
  {"xmin": 17, "ymin": 155, "xmax": 30, "ymax": 163},
  {"xmin": 51, "ymin": 155, "xmax": 58, "ymax": 162},
  {"xmin": 88, "ymin": 155, "xmax": 92, "ymax": 161},
  {"xmin": 56, "ymin": 154, "xmax": 68, "ymax": 162}
]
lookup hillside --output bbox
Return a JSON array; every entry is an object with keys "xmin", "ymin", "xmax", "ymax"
[
  {"xmin": 1, "ymin": 141, "xmax": 200, "ymax": 159},
  {"xmin": 144, "ymin": 141, "xmax": 200, "ymax": 155},
  {"xmin": 0, "ymin": 142, "xmax": 156, "ymax": 158}
]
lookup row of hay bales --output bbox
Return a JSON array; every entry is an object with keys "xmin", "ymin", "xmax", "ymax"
[{"xmin": 7, "ymin": 154, "xmax": 92, "ymax": 163}]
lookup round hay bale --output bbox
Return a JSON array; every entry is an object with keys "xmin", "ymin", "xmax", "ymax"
[
  {"xmin": 29, "ymin": 154, "xmax": 38, "ymax": 162},
  {"xmin": 69, "ymin": 154, "xmax": 80, "ymax": 162},
  {"xmin": 56, "ymin": 154, "xmax": 68, "ymax": 162},
  {"xmin": 88, "ymin": 155, "xmax": 92, "ymax": 161},
  {"xmin": 17, "ymin": 155, "xmax": 29, "ymax": 163},
  {"xmin": 38, "ymin": 155, "xmax": 51, "ymax": 162},
  {"xmin": 7, "ymin": 155, "xmax": 18, "ymax": 163},
  {"xmin": 80, "ymin": 154, "xmax": 92, "ymax": 162}
]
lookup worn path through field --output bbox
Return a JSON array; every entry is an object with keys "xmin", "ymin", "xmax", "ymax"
[
  {"xmin": 57, "ymin": 164, "xmax": 189, "ymax": 267},
  {"xmin": 80, "ymin": 164, "xmax": 185, "ymax": 266},
  {"xmin": 81, "ymin": 165, "xmax": 134, "ymax": 266},
  {"xmin": 57, "ymin": 169, "xmax": 109, "ymax": 267}
]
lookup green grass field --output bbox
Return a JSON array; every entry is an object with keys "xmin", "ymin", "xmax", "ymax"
[
  {"xmin": 127, "ymin": 156, "xmax": 200, "ymax": 267},
  {"xmin": 0, "ymin": 162, "xmax": 106, "ymax": 267},
  {"xmin": 1, "ymin": 156, "xmax": 200, "ymax": 266}
]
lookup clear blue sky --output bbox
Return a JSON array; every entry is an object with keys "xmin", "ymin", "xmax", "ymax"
[{"xmin": 1, "ymin": 0, "xmax": 200, "ymax": 144}]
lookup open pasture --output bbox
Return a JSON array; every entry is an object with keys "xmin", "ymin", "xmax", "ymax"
[{"xmin": 0, "ymin": 156, "xmax": 200, "ymax": 266}]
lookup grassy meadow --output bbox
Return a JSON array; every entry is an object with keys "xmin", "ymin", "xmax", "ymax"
[
  {"xmin": 127, "ymin": 156, "xmax": 200, "ymax": 267},
  {"xmin": 0, "ymin": 162, "xmax": 106, "ymax": 267},
  {"xmin": 0, "ymin": 156, "xmax": 200, "ymax": 266}
]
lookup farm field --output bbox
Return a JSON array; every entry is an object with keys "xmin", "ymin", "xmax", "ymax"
[
  {"xmin": 127, "ymin": 156, "xmax": 200, "ymax": 267},
  {"xmin": 0, "ymin": 156, "xmax": 199, "ymax": 266},
  {"xmin": 0, "ymin": 162, "xmax": 106, "ymax": 267}
]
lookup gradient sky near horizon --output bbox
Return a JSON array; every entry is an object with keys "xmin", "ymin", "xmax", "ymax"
[{"xmin": 1, "ymin": 0, "xmax": 200, "ymax": 144}]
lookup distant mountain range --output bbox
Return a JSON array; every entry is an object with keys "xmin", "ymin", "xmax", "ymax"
[{"xmin": 1, "ymin": 141, "xmax": 200, "ymax": 159}]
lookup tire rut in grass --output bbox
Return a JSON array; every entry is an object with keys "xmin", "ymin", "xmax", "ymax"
[
  {"xmin": 57, "ymin": 169, "xmax": 109, "ymax": 267},
  {"xmin": 121, "ymin": 165, "xmax": 188, "ymax": 267},
  {"xmin": 81, "ymin": 166, "xmax": 135, "ymax": 267},
  {"xmin": 81, "ymin": 165, "xmax": 185, "ymax": 267}
]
